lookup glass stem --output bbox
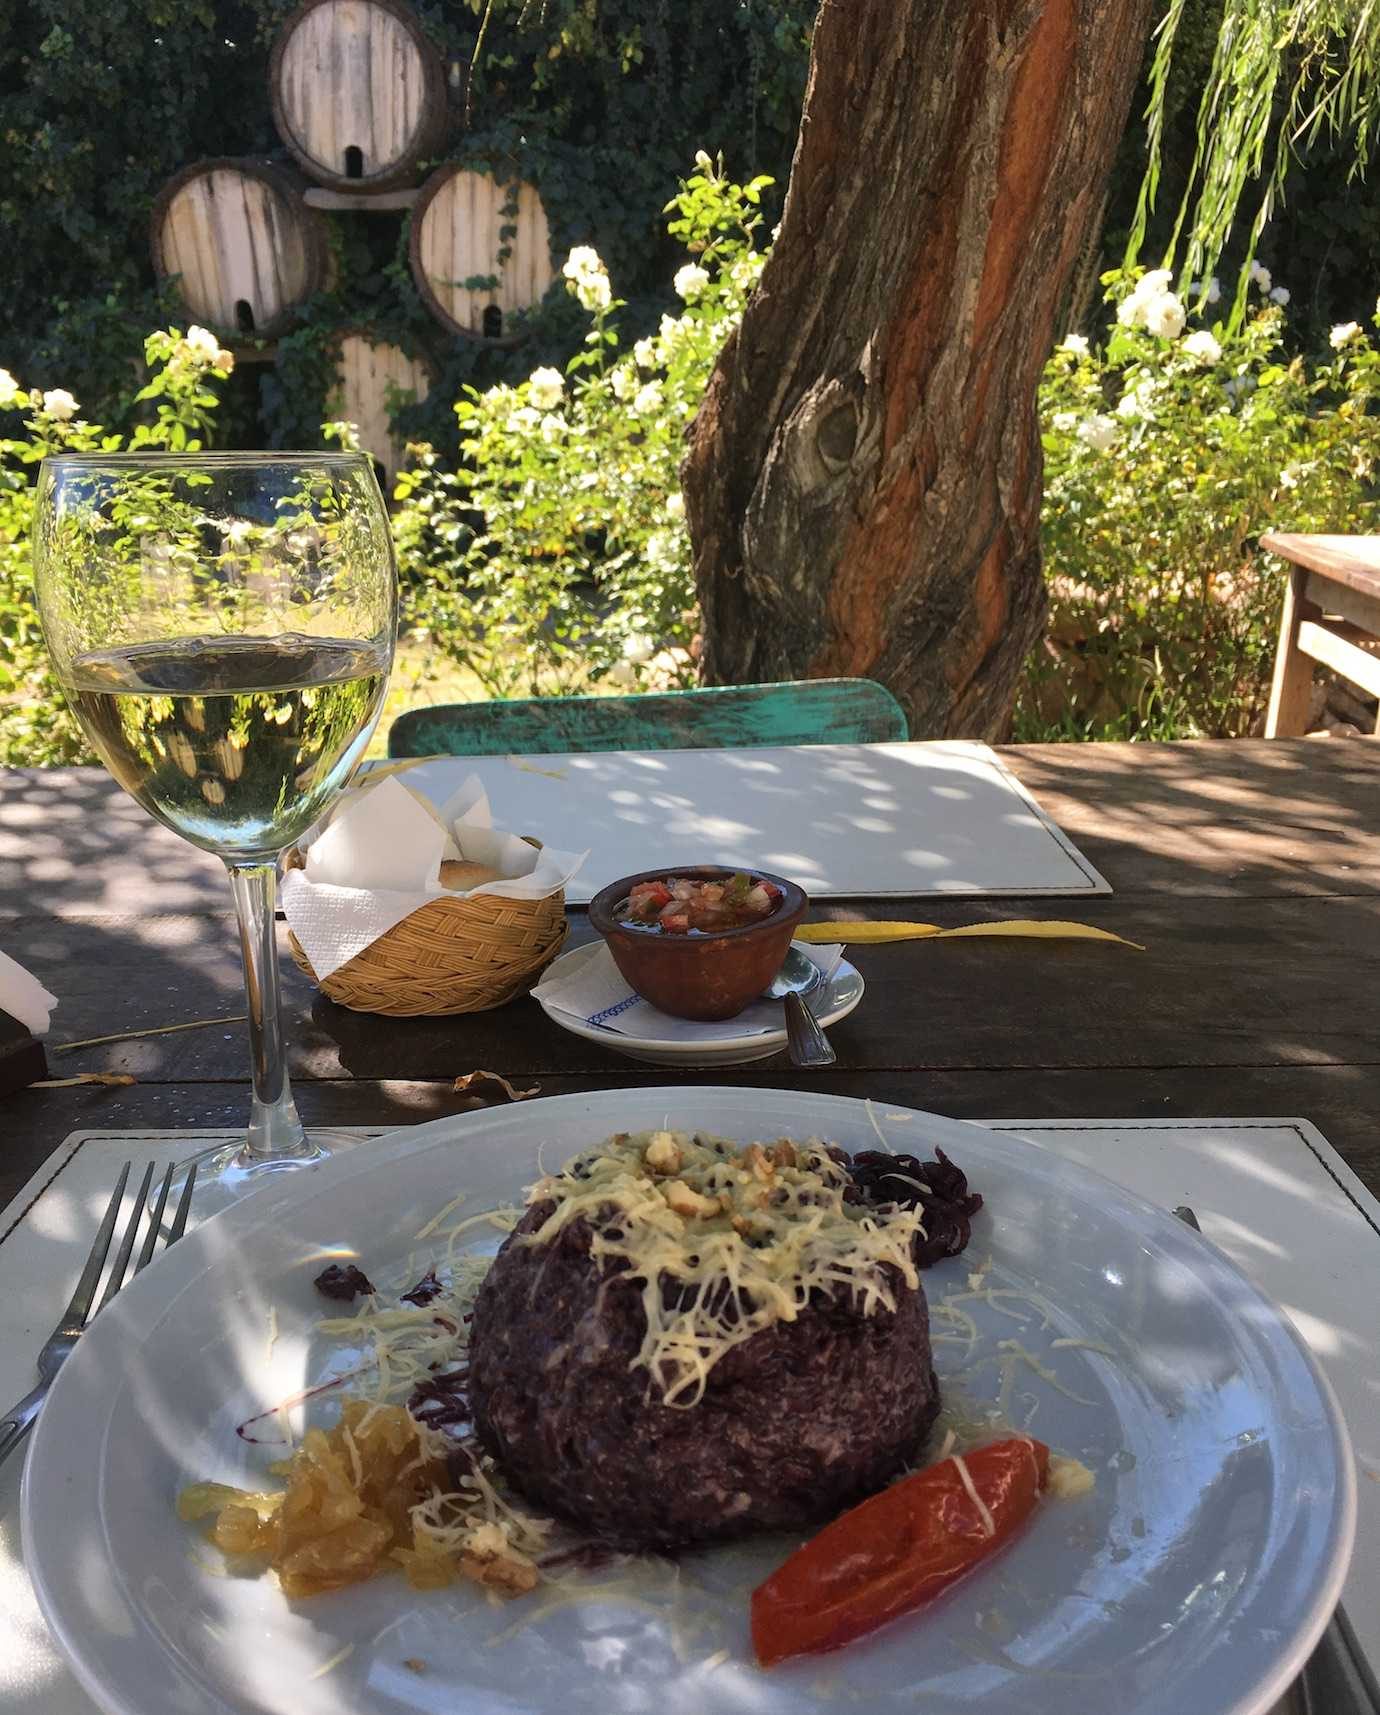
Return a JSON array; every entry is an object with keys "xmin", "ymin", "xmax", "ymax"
[{"xmin": 226, "ymin": 861, "xmax": 309, "ymax": 1161}]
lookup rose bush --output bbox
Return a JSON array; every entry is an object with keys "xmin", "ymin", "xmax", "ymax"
[{"xmin": 1021, "ymin": 270, "xmax": 1380, "ymax": 739}]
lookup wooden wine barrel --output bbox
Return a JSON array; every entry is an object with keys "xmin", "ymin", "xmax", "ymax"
[
  {"xmin": 409, "ymin": 166, "xmax": 554, "ymax": 341},
  {"xmin": 151, "ymin": 158, "xmax": 328, "ymax": 341},
  {"xmin": 269, "ymin": 0, "xmax": 448, "ymax": 193},
  {"xmin": 331, "ymin": 332, "xmax": 434, "ymax": 487}
]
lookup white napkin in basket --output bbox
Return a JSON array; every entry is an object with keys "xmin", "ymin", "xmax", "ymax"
[
  {"xmin": 280, "ymin": 774, "xmax": 587, "ymax": 980},
  {"xmin": 533, "ymin": 938, "xmax": 844, "ymax": 1043},
  {"xmin": 0, "ymin": 948, "xmax": 57, "ymax": 1034}
]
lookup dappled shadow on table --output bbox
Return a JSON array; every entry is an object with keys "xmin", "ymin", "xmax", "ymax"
[{"xmin": 1008, "ymin": 736, "xmax": 1380, "ymax": 897}]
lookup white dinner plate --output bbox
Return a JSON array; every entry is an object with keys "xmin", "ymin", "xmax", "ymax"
[
  {"xmin": 23, "ymin": 1089, "xmax": 1354, "ymax": 1715},
  {"xmin": 534, "ymin": 939, "xmax": 865, "ymax": 1064}
]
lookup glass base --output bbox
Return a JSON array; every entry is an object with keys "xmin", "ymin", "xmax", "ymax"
[{"xmin": 157, "ymin": 1128, "xmax": 374, "ymax": 1225}]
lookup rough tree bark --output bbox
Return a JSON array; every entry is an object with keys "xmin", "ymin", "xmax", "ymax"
[{"xmin": 682, "ymin": 0, "xmax": 1157, "ymax": 739}]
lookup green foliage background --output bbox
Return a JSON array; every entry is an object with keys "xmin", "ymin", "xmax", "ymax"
[{"xmin": 1, "ymin": 0, "xmax": 814, "ymax": 451}]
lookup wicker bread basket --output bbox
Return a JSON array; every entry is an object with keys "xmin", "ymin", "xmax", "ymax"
[{"xmin": 284, "ymin": 842, "xmax": 568, "ymax": 1016}]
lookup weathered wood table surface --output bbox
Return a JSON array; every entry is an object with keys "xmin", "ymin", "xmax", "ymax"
[{"xmin": 2, "ymin": 737, "xmax": 1379, "ymax": 1208}]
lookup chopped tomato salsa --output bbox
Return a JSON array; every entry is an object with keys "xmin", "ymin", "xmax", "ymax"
[
  {"xmin": 621, "ymin": 874, "xmax": 783, "ymax": 935},
  {"xmin": 751, "ymin": 1437, "xmax": 1050, "ymax": 1666}
]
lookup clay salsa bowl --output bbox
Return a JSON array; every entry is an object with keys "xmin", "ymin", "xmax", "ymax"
[{"xmin": 587, "ymin": 866, "xmax": 808, "ymax": 1022}]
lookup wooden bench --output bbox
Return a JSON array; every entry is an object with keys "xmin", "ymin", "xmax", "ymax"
[{"xmin": 1264, "ymin": 532, "xmax": 1380, "ymax": 736}]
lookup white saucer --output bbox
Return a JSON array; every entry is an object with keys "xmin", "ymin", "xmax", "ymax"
[{"xmin": 535, "ymin": 938, "xmax": 865, "ymax": 1065}]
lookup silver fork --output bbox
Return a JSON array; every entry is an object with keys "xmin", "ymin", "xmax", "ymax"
[{"xmin": 0, "ymin": 1160, "xmax": 196, "ymax": 1469}]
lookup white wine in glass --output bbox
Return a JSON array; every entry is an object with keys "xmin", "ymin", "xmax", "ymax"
[{"xmin": 34, "ymin": 452, "xmax": 397, "ymax": 1214}]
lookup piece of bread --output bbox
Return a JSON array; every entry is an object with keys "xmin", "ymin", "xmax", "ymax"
[{"xmin": 439, "ymin": 859, "xmax": 503, "ymax": 892}]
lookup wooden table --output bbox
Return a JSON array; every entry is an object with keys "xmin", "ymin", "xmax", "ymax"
[
  {"xmin": 3, "ymin": 738, "xmax": 1380, "ymax": 1209},
  {"xmin": 1264, "ymin": 531, "xmax": 1380, "ymax": 736}
]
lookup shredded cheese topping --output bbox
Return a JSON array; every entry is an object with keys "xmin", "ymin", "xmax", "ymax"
[
  {"xmin": 521, "ymin": 1130, "xmax": 928, "ymax": 1407},
  {"xmin": 951, "ymin": 1453, "xmax": 997, "ymax": 1538}
]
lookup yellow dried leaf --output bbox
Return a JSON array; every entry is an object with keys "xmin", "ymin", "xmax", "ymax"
[
  {"xmin": 794, "ymin": 920, "xmax": 1142, "ymax": 950},
  {"xmin": 32, "ymin": 1073, "xmax": 137, "ymax": 1088}
]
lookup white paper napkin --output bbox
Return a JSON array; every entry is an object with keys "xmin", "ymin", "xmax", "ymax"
[
  {"xmin": 0, "ymin": 948, "xmax": 57, "ymax": 1034},
  {"xmin": 280, "ymin": 774, "xmax": 587, "ymax": 980},
  {"xmin": 533, "ymin": 939, "xmax": 845, "ymax": 1043}
]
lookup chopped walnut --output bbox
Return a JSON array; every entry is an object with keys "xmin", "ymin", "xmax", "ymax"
[
  {"xmin": 465, "ymin": 1521, "xmax": 511, "ymax": 1558},
  {"xmin": 732, "ymin": 1212, "xmax": 767, "ymax": 1240},
  {"xmin": 460, "ymin": 1551, "xmax": 540, "ymax": 1595},
  {"xmin": 663, "ymin": 1179, "xmax": 721, "ymax": 1220},
  {"xmin": 766, "ymin": 1140, "xmax": 798, "ymax": 1170},
  {"xmin": 744, "ymin": 1143, "xmax": 775, "ymax": 1182},
  {"xmin": 643, "ymin": 1132, "xmax": 683, "ymax": 1175}
]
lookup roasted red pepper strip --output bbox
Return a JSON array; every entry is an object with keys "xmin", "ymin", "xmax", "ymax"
[{"xmin": 751, "ymin": 1436, "xmax": 1050, "ymax": 1667}]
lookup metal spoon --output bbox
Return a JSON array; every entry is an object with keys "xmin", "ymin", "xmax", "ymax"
[
  {"xmin": 763, "ymin": 947, "xmax": 837, "ymax": 1068},
  {"xmin": 762, "ymin": 945, "xmax": 825, "ymax": 1001},
  {"xmin": 784, "ymin": 992, "xmax": 837, "ymax": 1067}
]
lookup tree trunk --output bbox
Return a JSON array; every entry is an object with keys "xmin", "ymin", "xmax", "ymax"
[{"xmin": 683, "ymin": 0, "xmax": 1157, "ymax": 738}]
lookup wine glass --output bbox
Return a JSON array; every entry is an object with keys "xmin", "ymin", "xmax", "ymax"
[{"xmin": 33, "ymin": 452, "xmax": 397, "ymax": 1214}]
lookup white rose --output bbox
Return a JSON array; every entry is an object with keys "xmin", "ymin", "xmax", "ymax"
[
  {"xmin": 539, "ymin": 413, "xmax": 564, "ymax": 445},
  {"xmin": 632, "ymin": 381, "xmax": 663, "ymax": 415},
  {"xmin": 1117, "ymin": 294, "xmax": 1145, "ymax": 328},
  {"xmin": 673, "ymin": 263, "xmax": 710, "ymax": 302},
  {"xmin": 634, "ymin": 337, "xmax": 657, "ymax": 369},
  {"xmin": 609, "ymin": 363, "xmax": 638, "ymax": 401},
  {"xmin": 562, "ymin": 246, "xmax": 603, "ymax": 283},
  {"xmin": 1076, "ymin": 413, "xmax": 1117, "ymax": 453},
  {"xmin": 184, "ymin": 325, "xmax": 221, "ymax": 361},
  {"xmin": 1182, "ymin": 330, "xmax": 1223, "ymax": 365},
  {"xmin": 1250, "ymin": 260, "xmax": 1272, "ymax": 294},
  {"xmin": 1270, "ymin": 286, "xmax": 1291, "ymax": 306},
  {"xmin": 1331, "ymin": 322, "xmax": 1362, "ymax": 349},
  {"xmin": 527, "ymin": 366, "xmax": 565, "ymax": 410},
  {"xmin": 576, "ymin": 273, "xmax": 611, "ymax": 312},
  {"xmin": 1059, "ymin": 333, "xmax": 1090, "ymax": 356},
  {"xmin": 1115, "ymin": 388, "xmax": 1144, "ymax": 420},
  {"xmin": 623, "ymin": 633, "xmax": 655, "ymax": 664},
  {"xmin": 665, "ymin": 491, "xmax": 684, "ymax": 518},
  {"xmin": 1279, "ymin": 468, "xmax": 1299, "ymax": 490},
  {"xmin": 505, "ymin": 406, "xmax": 541, "ymax": 435},
  {"xmin": 0, "ymin": 368, "xmax": 19, "ymax": 408},
  {"xmin": 1051, "ymin": 410, "xmax": 1078, "ymax": 433},
  {"xmin": 41, "ymin": 389, "xmax": 78, "ymax": 421},
  {"xmin": 1143, "ymin": 292, "xmax": 1186, "ymax": 340},
  {"xmin": 658, "ymin": 313, "xmax": 682, "ymax": 343}
]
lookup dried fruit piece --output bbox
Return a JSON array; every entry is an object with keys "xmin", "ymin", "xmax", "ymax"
[{"xmin": 314, "ymin": 1263, "xmax": 375, "ymax": 1301}]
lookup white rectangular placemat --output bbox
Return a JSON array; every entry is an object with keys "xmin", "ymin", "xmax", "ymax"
[
  {"xmin": 1, "ymin": 1116, "xmax": 1373, "ymax": 1714},
  {"xmin": 380, "ymin": 741, "xmax": 1111, "ymax": 902}
]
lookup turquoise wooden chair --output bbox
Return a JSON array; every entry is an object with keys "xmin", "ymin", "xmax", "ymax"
[{"xmin": 387, "ymin": 678, "xmax": 908, "ymax": 758}]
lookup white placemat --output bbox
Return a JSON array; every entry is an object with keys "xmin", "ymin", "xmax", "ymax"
[
  {"xmin": 379, "ymin": 742, "xmax": 1111, "ymax": 902},
  {"xmin": 2, "ymin": 1116, "xmax": 1373, "ymax": 1715}
]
